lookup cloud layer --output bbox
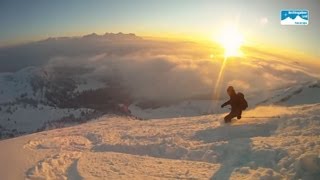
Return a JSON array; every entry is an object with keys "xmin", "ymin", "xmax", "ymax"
[{"xmin": 1, "ymin": 33, "xmax": 319, "ymax": 102}]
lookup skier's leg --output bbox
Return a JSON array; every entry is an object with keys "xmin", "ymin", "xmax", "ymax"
[
  {"xmin": 237, "ymin": 110, "xmax": 242, "ymax": 119},
  {"xmin": 224, "ymin": 114, "xmax": 232, "ymax": 123},
  {"xmin": 224, "ymin": 112, "xmax": 237, "ymax": 123}
]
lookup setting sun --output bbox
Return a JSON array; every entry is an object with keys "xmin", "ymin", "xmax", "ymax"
[{"xmin": 216, "ymin": 25, "xmax": 244, "ymax": 57}]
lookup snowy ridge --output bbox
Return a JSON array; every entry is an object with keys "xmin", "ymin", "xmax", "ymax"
[
  {"xmin": 0, "ymin": 66, "xmax": 107, "ymax": 104},
  {"xmin": 0, "ymin": 66, "xmax": 122, "ymax": 139},
  {"xmin": 0, "ymin": 104, "xmax": 320, "ymax": 179},
  {"xmin": 129, "ymin": 80, "xmax": 320, "ymax": 119},
  {"xmin": 0, "ymin": 67, "xmax": 42, "ymax": 103},
  {"xmin": 256, "ymin": 80, "xmax": 320, "ymax": 106}
]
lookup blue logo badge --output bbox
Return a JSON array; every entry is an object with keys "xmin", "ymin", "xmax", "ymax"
[{"xmin": 281, "ymin": 10, "xmax": 309, "ymax": 25}]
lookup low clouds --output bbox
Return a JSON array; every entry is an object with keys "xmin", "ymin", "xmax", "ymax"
[{"xmin": 1, "ymin": 33, "xmax": 319, "ymax": 102}]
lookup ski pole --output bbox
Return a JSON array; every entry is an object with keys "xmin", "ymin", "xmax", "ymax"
[{"xmin": 241, "ymin": 116, "xmax": 281, "ymax": 119}]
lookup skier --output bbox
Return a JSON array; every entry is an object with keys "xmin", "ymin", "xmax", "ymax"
[{"xmin": 221, "ymin": 86, "xmax": 248, "ymax": 123}]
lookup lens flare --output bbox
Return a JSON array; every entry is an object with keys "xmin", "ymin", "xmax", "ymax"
[{"xmin": 211, "ymin": 24, "xmax": 244, "ymax": 104}]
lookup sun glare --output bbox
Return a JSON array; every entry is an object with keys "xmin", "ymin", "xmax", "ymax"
[
  {"xmin": 212, "ymin": 25, "xmax": 245, "ymax": 102},
  {"xmin": 216, "ymin": 25, "xmax": 244, "ymax": 57}
]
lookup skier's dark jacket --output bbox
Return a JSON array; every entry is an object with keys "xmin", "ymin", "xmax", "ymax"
[{"xmin": 221, "ymin": 91, "xmax": 241, "ymax": 112}]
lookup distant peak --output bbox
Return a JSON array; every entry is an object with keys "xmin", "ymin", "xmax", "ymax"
[
  {"xmin": 104, "ymin": 32, "xmax": 142, "ymax": 40},
  {"xmin": 82, "ymin": 33, "xmax": 99, "ymax": 38}
]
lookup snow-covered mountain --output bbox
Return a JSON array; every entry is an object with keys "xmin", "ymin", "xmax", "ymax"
[
  {"xmin": 0, "ymin": 66, "xmax": 131, "ymax": 139},
  {"xmin": 1, "ymin": 103, "xmax": 319, "ymax": 179}
]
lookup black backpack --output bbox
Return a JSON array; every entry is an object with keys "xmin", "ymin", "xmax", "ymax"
[{"xmin": 237, "ymin": 92, "xmax": 248, "ymax": 110}]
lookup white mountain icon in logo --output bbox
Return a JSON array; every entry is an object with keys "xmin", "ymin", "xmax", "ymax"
[{"xmin": 281, "ymin": 15, "xmax": 308, "ymax": 25}]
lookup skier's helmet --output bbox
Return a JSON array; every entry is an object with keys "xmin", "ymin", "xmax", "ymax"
[
  {"xmin": 227, "ymin": 86, "xmax": 235, "ymax": 96},
  {"xmin": 227, "ymin": 86, "xmax": 234, "ymax": 92}
]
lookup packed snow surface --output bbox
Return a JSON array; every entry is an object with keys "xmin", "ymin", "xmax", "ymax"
[{"xmin": 0, "ymin": 103, "xmax": 320, "ymax": 179}]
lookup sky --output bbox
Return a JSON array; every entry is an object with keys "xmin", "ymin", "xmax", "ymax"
[{"xmin": 0, "ymin": 0, "xmax": 319, "ymax": 56}]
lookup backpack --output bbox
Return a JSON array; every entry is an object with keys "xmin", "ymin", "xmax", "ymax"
[{"xmin": 237, "ymin": 92, "xmax": 248, "ymax": 110}]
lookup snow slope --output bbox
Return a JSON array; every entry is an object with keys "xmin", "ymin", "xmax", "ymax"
[
  {"xmin": 129, "ymin": 80, "xmax": 320, "ymax": 119},
  {"xmin": 255, "ymin": 80, "xmax": 320, "ymax": 106},
  {"xmin": 0, "ymin": 104, "xmax": 319, "ymax": 179}
]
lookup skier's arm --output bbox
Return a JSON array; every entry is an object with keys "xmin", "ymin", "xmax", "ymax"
[{"xmin": 221, "ymin": 100, "xmax": 230, "ymax": 108}]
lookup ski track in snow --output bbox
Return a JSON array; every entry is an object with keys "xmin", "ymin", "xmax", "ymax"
[{"xmin": 0, "ymin": 104, "xmax": 320, "ymax": 179}]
